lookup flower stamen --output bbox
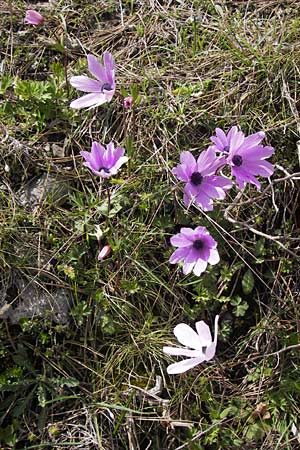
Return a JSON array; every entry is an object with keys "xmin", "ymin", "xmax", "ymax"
[
  {"xmin": 102, "ymin": 82, "xmax": 112, "ymax": 91},
  {"xmin": 232, "ymin": 154, "xmax": 243, "ymax": 167},
  {"xmin": 193, "ymin": 239, "xmax": 204, "ymax": 250},
  {"xmin": 190, "ymin": 171, "xmax": 203, "ymax": 186},
  {"xmin": 99, "ymin": 167, "xmax": 110, "ymax": 173}
]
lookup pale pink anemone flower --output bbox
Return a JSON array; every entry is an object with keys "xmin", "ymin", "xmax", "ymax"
[
  {"xmin": 210, "ymin": 126, "xmax": 275, "ymax": 190},
  {"xmin": 70, "ymin": 52, "xmax": 115, "ymax": 109},
  {"xmin": 169, "ymin": 226, "xmax": 220, "ymax": 276},
  {"xmin": 24, "ymin": 10, "xmax": 44, "ymax": 25},
  {"xmin": 163, "ymin": 315, "xmax": 219, "ymax": 374},
  {"xmin": 172, "ymin": 148, "xmax": 232, "ymax": 211},
  {"xmin": 98, "ymin": 245, "xmax": 111, "ymax": 261},
  {"xmin": 123, "ymin": 96, "xmax": 133, "ymax": 109},
  {"xmin": 80, "ymin": 141, "xmax": 128, "ymax": 178}
]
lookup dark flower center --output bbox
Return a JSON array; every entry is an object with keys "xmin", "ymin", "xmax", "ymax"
[
  {"xmin": 102, "ymin": 82, "xmax": 112, "ymax": 91},
  {"xmin": 232, "ymin": 155, "xmax": 243, "ymax": 167},
  {"xmin": 193, "ymin": 239, "xmax": 204, "ymax": 250},
  {"xmin": 190, "ymin": 171, "xmax": 203, "ymax": 186},
  {"xmin": 99, "ymin": 167, "xmax": 110, "ymax": 173},
  {"xmin": 223, "ymin": 145, "xmax": 230, "ymax": 152}
]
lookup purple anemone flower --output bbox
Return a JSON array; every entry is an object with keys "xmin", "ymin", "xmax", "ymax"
[
  {"xmin": 80, "ymin": 141, "xmax": 128, "ymax": 178},
  {"xmin": 172, "ymin": 148, "xmax": 232, "ymax": 211},
  {"xmin": 163, "ymin": 315, "xmax": 219, "ymax": 374},
  {"xmin": 169, "ymin": 226, "xmax": 220, "ymax": 276},
  {"xmin": 210, "ymin": 126, "xmax": 244, "ymax": 155},
  {"xmin": 70, "ymin": 52, "xmax": 115, "ymax": 109},
  {"xmin": 210, "ymin": 126, "xmax": 275, "ymax": 190}
]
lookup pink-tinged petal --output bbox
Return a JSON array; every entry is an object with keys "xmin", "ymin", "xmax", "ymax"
[
  {"xmin": 240, "ymin": 145, "xmax": 274, "ymax": 160},
  {"xmin": 232, "ymin": 169, "xmax": 247, "ymax": 189},
  {"xmin": 194, "ymin": 191, "xmax": 213, "ymax": 211},
  {"xmin": 184, "ymin": 182, "xmax": 201, "ymax": 198},
  {"xmin": 87, "ymin": 54, "xmax": 107, "ymax": 82},
  {"xmin": 101, "ymin": 142, "xmax": 115, "ymax": 166},
  {"xmin": 170, "ymin": 234, "xmax": 193, "ymax": 248},
  {"xmin": 192, "ymin": 226, "xmax": 206, "ymax": 235},
  {"xmin": 230, "ymin": 130, "xmax": 245, "ymax": 152},
  {"xmin": 169, "ymin": 248, "xmax": 189, "ymax": 264},
  {"xmin": 195, "ymin": 321, "xmax": 212, "ymax": 345},
  {"xmin": 193, "ymin": 258, "xmax": 208, "ymax": 276},
  {"xmin": 208, "ymin": 248, "xmax": 220, "ymax": 265},
  {"xmin": 199, "ymin": 233, "xmax": 214, "ymax": 246},
  {"xmin": 195, "ymin": 245, "xmax": 210, "ymax": 262},
  {"xmin": 112, "ymin": 156, "xmax": 128, "ymax": 170},
  {"xmin": 103, "ymin": 51, "xmax": 115, "ymax": 71},
  {"xmin": 200, "ymin": 233, "xmax": 217, "ymax": 248},
  {"xmin": 227, "ymin": 126, "xmax": 239, "ymax": 141},
  {"xmin": 242, "ymin": 160, "xmax": 274, "ymax": 177},
  {"xmin": 103, "ymin": 51, "xmax": 115, "ymax": 86},
  {"xmin": 240, "ymin": 131, "xmax": 265, "ymax": 149},
  {"xmin": 183, "ymin": 192, "xmax": 193, "ymax": 207},
  {"xmin": 182, "ymin": 261, "xmax": 196, "ymax": 274},
  {"xmin": 163, "ymin": 346, "xmax": 202, "ymax": 357},
  {"xmin": 215, "ymin": 128, "xmax": 228, "ymax": 147},
  {"xmin": 200, "ymin": 178, "xmax": 227, "ymax": 200},
  {"xmin": 70, "ymin": 93, "xmax": 108, "ymax": 109},
  {"xmin": 232, "ymin": 167, "xmax": 261, "ymax": 190},
  {"xmin": 25, "ymin": 10, "xmax": 44, "ymax": 25},
  {"xmin": 200, "ymin": 155, "xmax": 226, "ymax": 177},
  {"xmin": 91, "ymin": 141, "xmax": 105, "ymax": 168},
  {"xmin": 211, "ymin": 175, "xmax": 232, "ymax": 190},
  {"xmin": 210, "ymin": 136, "xmax": 223, "ymax": 150},
  {"xmin": 184, "ymin": 248, "xmax": 201, "ymax": 263},
  {"xmin": 197, "ymin": 148, "xmax": 225, "ymax": 176},
  {"xmin": 172, "ymin": 165, "xmax": 191, "ymax": 182},
  {"xmin": 173, "ymin": 324, "xmax": 204, "ymax": 350},
  {"xmin": 180, "ymin": 151, "xmax": 196, "ymax": 168},
  {"xmin": 98, "ymin": 245, "xmax": 111, "ymax": 260},
  {"xmin": 180, "ymin": 228, "xmax": 199, "ymax": 239},
  {"xmin": 197, "ymin": 146, "xmax": 216, "ymax": 168},
  {"xmin": 167, "ymin": 356, "xmax": 206, "ymax": 374},
  {"xmin": 82, "ymin": 161, "xmax": 97, "ymax": 173},
  {"xmin": 80, "ymin": 150, "xmax": 94, "ymax": 165},
  {"xmin": 69, "ymin": 76, "xmax": 102, "ymax": 93}
]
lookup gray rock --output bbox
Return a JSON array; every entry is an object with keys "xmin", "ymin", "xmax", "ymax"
[
  {"xmin": 18, "ymin": 173, "xmax": 70, "ymax": 208},
  {"xmin": 1, "ymin": 278, "xmax": 71, "ymax": 325}
]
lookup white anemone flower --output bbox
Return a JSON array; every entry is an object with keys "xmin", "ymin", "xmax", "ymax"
[{"xmin": 163, "ymin": 315, "xmax": 219, "ymax": 374}]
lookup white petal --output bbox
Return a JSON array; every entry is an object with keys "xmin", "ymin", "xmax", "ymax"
[
  {"xmin": 113, "ymin": 156, "xmax": 128, "ymax": 170},
  {"xmin": 69, "ymin": 76, "xmax": 101, "ymax": 93},
  {"xmin": 213, "ymin": 315, "xmax": 219, "ymax": 345},
  {"xmin": 70, "ymin": 93, "xmax": 108, "ymax": 109},
  {"xmin": 195, "ymin": 321, "xmax": 212, "ymax": 346},
  {"xmin": 208, "ymin": 249, "xmax": 220, "ymax": 265},
  {"xmin": 163, "ymin": 346, "xmax": 202, "ymax": 357},
  {"xmin": 193, "ymin": 259, "xmax": 207, "ymax": 276},
  {"xmin": 174, "ymin": 324, "xmax": 204, "ymax": 350},
  {"xmin": 204, "ymin": 342, "xmax": 216, "ymax": 361},
  {"xmin": 167, "ymin": 356, "xmax": 206, "ymax": 374},
  {"xmin": 87, "ymin": 54, "xmax": 107, "ymax": 82},
  {"xmin": 182, "ymin": 262, "xmax": 195, "ymax": 275}
]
